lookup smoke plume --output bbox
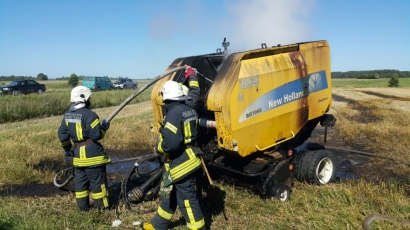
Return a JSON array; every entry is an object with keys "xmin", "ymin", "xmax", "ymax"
[{"xmin": 224, "ymin": 0, "xmax": 315, "ymax": 51}]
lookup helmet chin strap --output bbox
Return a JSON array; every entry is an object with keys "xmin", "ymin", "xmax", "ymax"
[
  {"xmin": 70, "ymin": 100, "xmax": 90, "ymax": 110},
  {"xmin": 85, "ymin": 100, "xmax": 91, "ymax": 108}
]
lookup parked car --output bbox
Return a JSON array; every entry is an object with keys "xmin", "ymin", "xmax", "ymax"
[
  {"xmin": 82, "ymin": 76, "xmax": 114, "ymax": 91},
  {"xmin": 113, "ymin": 78, "xmax": 138, "ymax": 90},
  {"xmin": 0, "ymin": 80, "xmax": 46, "ymax": 96}
]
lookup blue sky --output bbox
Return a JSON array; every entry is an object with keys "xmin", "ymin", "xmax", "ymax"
[{"xmin": 0, "ymin": 0, "xmax": 409, "ymax": 79}]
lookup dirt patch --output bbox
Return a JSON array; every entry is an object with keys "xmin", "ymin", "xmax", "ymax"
[
  {"xmin": 332, "ymin": 94, "xmax": 382, "ymax": 124},
  {"xmin": 361, "ymin": 91, "xmax": 410, "ymax": 101},
  {"xmin": 308, "ymin": 126, "xmax": 399, "ymax": 182},
  {"xmin": 332, "ymin": 95, "xmax": 357, "ymax": 104},
  {"xmin": 0, "ymin": 183, "xmax": 68, "ymax": 197}
]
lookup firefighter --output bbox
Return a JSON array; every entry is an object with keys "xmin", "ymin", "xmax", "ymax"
[
  {"xmin": 145, "ymin": 66, "xmax": 205, "ymax": 230},
  {"xmin": 57, "ymin": 86, "xmax": 111, "ymax": 211}
]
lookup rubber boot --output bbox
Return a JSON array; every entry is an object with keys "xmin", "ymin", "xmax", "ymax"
[{"xmin": 141, "ymin": 222, "xmax": 155, "ymax": 230}]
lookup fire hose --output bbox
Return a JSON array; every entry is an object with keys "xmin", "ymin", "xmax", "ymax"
[
  {"xmin": 54, "ymin": 66, "xmax": 185, "ymax": 189},
  {"xmin": 54, "ymin": 65, "xmax": 215, "ymax": 211},
  {"xmin": 105, "ymin": 66, "xmax": 185, "ymax": 122},
  {"xmin": 53, "ymin": 156, "xmax": 150, "ymax": 188},
  {"xmin": 362, "ymin": 213, "xmax": 410, "ymax": 230}
]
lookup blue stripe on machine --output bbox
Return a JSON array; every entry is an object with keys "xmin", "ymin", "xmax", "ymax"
[{"xmin": 238, "ymin": 71, "xmax": 328, "ymax": 123}]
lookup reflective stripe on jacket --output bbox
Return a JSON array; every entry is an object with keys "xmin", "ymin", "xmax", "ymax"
[
  {"xmin": 58, "ymin": 105, "xmax": 110, "ymax": 167},
  {"xmin": 156, "ymin": 101, "xmax": 201, "ymax": 182}
]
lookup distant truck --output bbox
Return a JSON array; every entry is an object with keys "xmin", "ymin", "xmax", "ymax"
[
  {"xmin": 82, "ymin": 76, "xmax": 114, "ymax": 91},
  {"xmin": 113, "ymin": 78, "xmax": 138, "ymax": 90}
]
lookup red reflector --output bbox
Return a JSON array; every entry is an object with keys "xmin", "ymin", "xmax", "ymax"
[{"xmin": 287, "ymin": 149, "xmax": 293, "ymax": 157}]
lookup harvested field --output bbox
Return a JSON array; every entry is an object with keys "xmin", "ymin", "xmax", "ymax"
[
  {"xmin": 1, "ymin": 86, "xmax": 410, "ymax": 229},
  {"xmin": 311, "ymin": 87, "xmax": 410, "ymax": 184}
]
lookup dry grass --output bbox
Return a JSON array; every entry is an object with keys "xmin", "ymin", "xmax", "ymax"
[
  {"xmin": 1, "ymin": 87, "xmax": 410, "ymax": 229},
  {"xmin": 0, "ymin": 101, "xmax": 157, "ymax": 187},
  {"xmin": 330, "ymin": 87, "xmax": 410, "ymax": 188},
  {"xmin": 332, "ymin": 88, "xmax": 410, "ymax": 162}
]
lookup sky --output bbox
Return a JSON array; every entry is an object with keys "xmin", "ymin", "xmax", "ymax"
[{"xmin": 0, "ymin": 0, "xmax": 409, "ymax": 79}]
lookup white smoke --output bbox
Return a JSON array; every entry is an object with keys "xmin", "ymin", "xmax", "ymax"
[
  {"xmin": 149, "ymin": 15, "xmax": 178, "ymax": 40},
  {"xmin": 223, "ymin": 0, "xmax": 315, "ymax": 51}
]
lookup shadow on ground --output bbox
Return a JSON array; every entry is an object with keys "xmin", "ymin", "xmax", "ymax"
[{"xmin": 0, "ymin": 183, "xmax": 68, "ymax": 197}]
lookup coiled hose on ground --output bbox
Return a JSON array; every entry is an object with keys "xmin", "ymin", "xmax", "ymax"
[{"xmin": 324, "ymin": 146, "xmax": 410, "ymax": 229}]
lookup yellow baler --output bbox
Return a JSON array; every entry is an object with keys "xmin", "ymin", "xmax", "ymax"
[{"xmin": 151, "ymin": 39, "xmax": 337, "ymax": 201}]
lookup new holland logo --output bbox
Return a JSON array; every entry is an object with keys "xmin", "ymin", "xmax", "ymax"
[
  {"xmin": 309, "ymin": 72, "xmax": 323, "ymax": 93},
  {"xmin": 238, "ymin": 71, "xmax": 328, "ymax": 123}
]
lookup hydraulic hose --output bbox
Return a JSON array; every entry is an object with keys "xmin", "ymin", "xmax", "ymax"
[
  {"xmin": 105, "ymin": 66, "xmax": 185, "ymax": 122},
  {"xmin": 53, "ymin": 154, "xmax": 157, "ymax": 188},
  {"xmin": 325, "ymin": 146, "xmax": 410, "ymax": 167}
]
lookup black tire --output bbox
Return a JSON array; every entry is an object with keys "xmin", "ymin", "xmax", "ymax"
[
  {"xmin": 293, "ymin": 150, "xmax": 308, "ymax": 182},
  {"xmin": 293, "ymin": 149, "xmax": 337, "ymax": 185},
  {"xmin": 12, "ymin": 90, "xmax": 19, "ymax": 96},
  {"xmin": 109, "ymin": 86, "xmax": 114, "ymax": 91},
  {"xmin": 133, "ymin": 85, "xmax": 136, "ymax": 90},
  {"xmin": 37, "ymin": 88, "xmax": 43, "ymax": 94},
  {"xmin": 123, "ymin": 85, "xmax": 127, "ymax": 90},
  {"xmin": 96, "ymin": 86, "xmax": 101, "ymax": 91},
  {"xmin": 270, "ymin": 184, "xmax": 290, "ymax": 202}
]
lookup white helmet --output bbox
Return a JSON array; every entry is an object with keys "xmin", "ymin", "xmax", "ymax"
[
  {"xmin": 71, "ymin": 86, "xmax": 92, "ymax": 102},
  {"xmin": 161, "ymin": 81, "xmax": 188, "ymax": 101}
]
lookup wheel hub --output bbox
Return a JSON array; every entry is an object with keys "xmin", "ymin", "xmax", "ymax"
[{"xmin": 316, "ymin": 157, "xmax": 334, "ymax": 184}]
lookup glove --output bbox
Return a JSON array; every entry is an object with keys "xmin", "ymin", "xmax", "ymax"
[
  {"xmin": 65, "ymin": 156, "xmax": 73, "ymax": 162},
  {"xmin": 184, "ymin": 65, "xmax": 196, "ymax": 79},
  {"xmin": 101, "ymin": 119, "xmax": 110, "ymax": 130},
  {"xmin": 64, "ymin": 150, "xmax": 72, "ymax": 162},
  {"xmin": 65, "ymin": 150, "xmax": 71, "ymax": 157}
]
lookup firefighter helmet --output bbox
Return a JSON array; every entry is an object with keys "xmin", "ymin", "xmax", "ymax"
[
  {"xmin": 71, "ymin": 86, "xmax": 92, "ymax": 102},
  {"xmin": 161, "ymin": 81, "xmax": 188, "ymax": 101}
]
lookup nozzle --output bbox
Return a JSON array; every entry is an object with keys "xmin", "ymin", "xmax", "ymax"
[
  {"xmin": 127, "ymin": 188, "xmax": 143, "ymax": 202},
  {"xmin": 199, "ymin": 118, "xmax": 216, "ymax": 129}
]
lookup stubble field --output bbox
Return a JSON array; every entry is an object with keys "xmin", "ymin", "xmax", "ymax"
[{"xmin": 1, "ymin": 79, "xmax": 410, "ymax": 229}]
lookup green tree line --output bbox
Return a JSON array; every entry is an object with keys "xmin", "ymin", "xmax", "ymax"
[
  {"xmin": 2, "ymin": 70, "xmax": 410, "ymax": 81},
  {"xmin": 0, "ymin": 73, "xmax": 48, "ymax": 81},
  {"xmin": 332, "ymin": 69, "xmax": 410, "ymax": 79}
]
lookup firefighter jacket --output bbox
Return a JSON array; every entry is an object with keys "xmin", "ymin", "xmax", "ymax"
[
  {"xmin": 156, "ymin": 101, "xmax": 202, "ymax": 183},
  {"xmin": 58, "ymin": 103, "xmax": 110, "ymax": 167},
  {"xmin": 179, "ymin": 73, "xmax": 200, "ymax": 109}
]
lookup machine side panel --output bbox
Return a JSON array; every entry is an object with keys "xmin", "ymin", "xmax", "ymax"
[{"xmin": 211, "ymin": 41, "xmax": 331, "ymax": 157}]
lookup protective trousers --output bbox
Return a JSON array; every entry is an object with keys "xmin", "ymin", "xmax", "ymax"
[
  {"xmin": 74, "ymin": 165, "xmax": 109, "ymax": 210},
  {"xmin": 152, "ymin": 173, "xmax": 205, "ymax": 230}
]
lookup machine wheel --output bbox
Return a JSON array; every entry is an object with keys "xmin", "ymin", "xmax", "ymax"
[
  {"xmin": 270, "ymin": 184, "xmax": 290, "ymax": 202},
  {"xmin": 257, "ymin": 159, "xmax": 293, "ymax": 199},
  {"xmin": 37, "ymin": 88, "xmax": 43, "ymax": 94},
  {"xmin": 96, "ymin": 86, "xmax": 101, "ymax": 91},
  {"xmin": 12, "ymin": 90, "xmax": 19, "ymax": 96},
  {"xmin": 109, "ymin": 86, "xmax": 114, "ymax": 91},
  {"xmin": 293, "ymin": 149, "xmax": 336, "ymax": 185},
  {"xmin": 123, "ymin": 85, "xmax": 127, "ymax": 90},
  {"xmin": 133, "ymin": 85, "xmax": 136, "ymax": 90}
]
